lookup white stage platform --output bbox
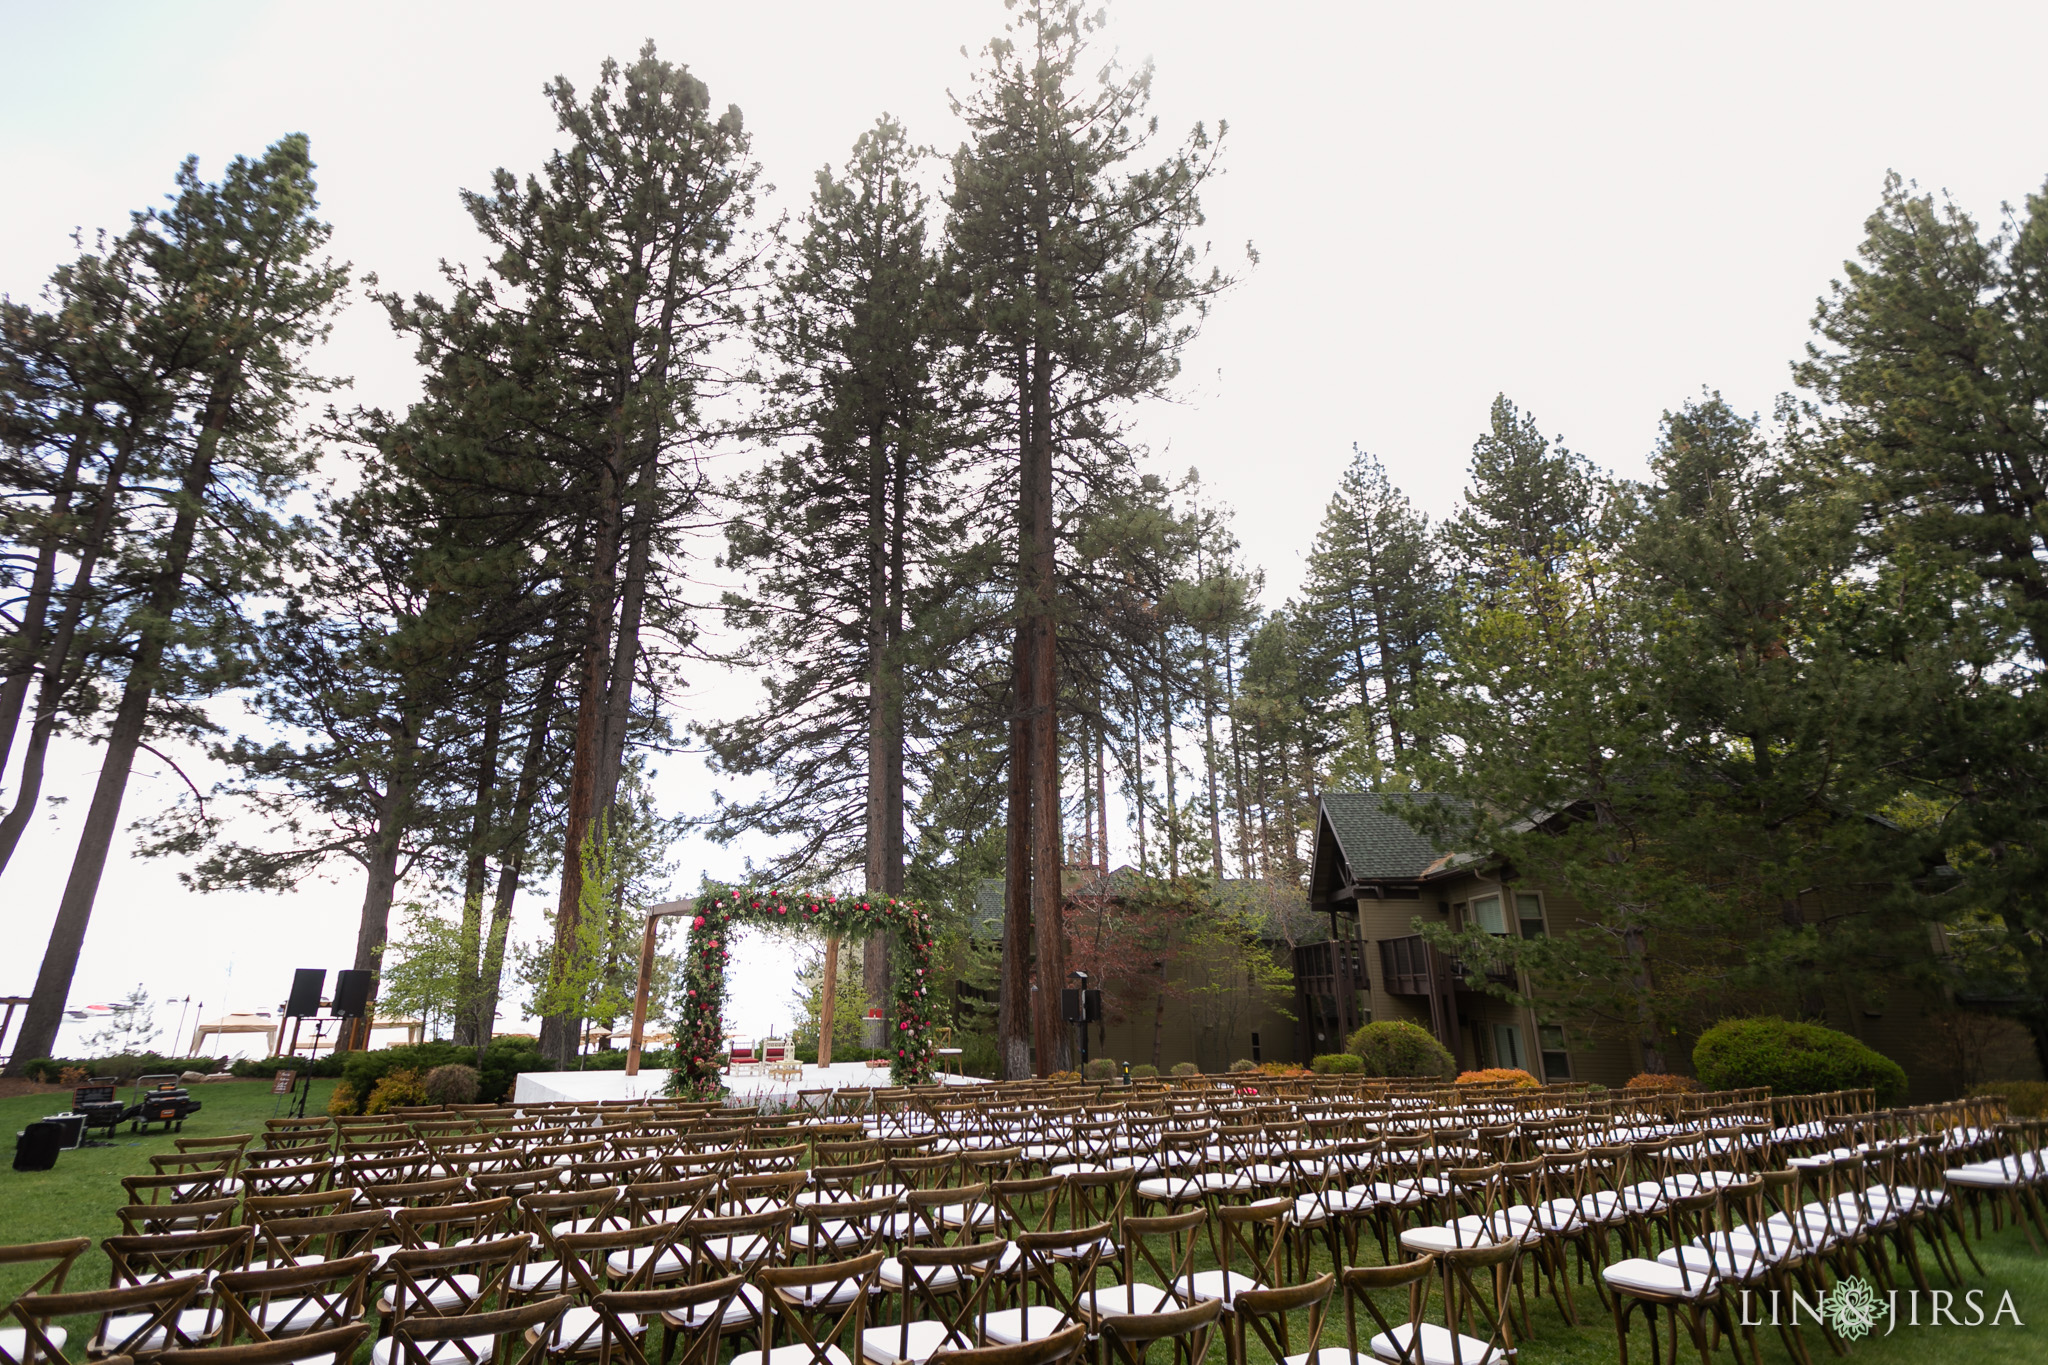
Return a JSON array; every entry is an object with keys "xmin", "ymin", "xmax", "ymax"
[{"xmin": 512, "ymin": 1062, "xmax": 986, "ymax": 1106}]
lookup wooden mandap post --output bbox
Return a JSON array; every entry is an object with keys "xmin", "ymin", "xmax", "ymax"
[{"xmin": 626, "ymin": 899, "xmax": 695, "ymax": 1077}]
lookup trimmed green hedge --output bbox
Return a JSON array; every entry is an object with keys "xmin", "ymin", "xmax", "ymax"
[
  {"xmin": 16, "ymin": 1053, "xmax": 226, "ymax": 1083},
  {"xmin": 1346, "ymin": 1020, "xmax": 1457, "ymax": 1079},
  {"xmin": 1311, "ymin": 1053, "xmax": 1364, "ymax": 1075},
  {"xmin": 1692, "ymin": 1016, "xmax": 1908, "ymax": 1105}
]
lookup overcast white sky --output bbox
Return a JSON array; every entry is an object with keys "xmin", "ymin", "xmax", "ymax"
[{"xmin": 5, "ymin": 0, "xmax": 2045, "ymax": 1057}]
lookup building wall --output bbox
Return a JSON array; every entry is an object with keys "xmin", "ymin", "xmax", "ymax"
[
  {"xmin": 1084, "ymin": 942, "xmax": 1300, "ymax": 1072},
  {"xmin": 1346, "ymin": 869, "xmax": 2044, "ymax": 1097}
]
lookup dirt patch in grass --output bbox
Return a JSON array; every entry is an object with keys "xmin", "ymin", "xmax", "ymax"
[{"xmin": 0, "ymin": 1079, "xmax": 70, "ymax": 1099}]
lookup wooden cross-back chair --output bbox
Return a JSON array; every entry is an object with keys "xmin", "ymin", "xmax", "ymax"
[
  {"xmin": 389, "ymin": 1293, "xmax": 571, "ymax": 1365},
  {"xmin": 1096, "ymin": 1297, "xmax": 1220, "ymax": 1365},
  {"xmin": 14, "ymin": 1275, "xmax": 213, "ymax": 1361},
  {"xmin": 981, "ymin": 1223, "xmax": 1112, "ymax": 1347},
  {"xmin": 1225, "ymin": 1274, "xmax": 1332, "ymax": 1365},
  {"xmin": 245, "ymin": 1210, "xmax": 388, "ymax": 1274},
  {"xmin": 864, "ymin": 1240, "xmax": 1006, "ymax": 1365},
  {"xmin": 211, "ymin": 1254, "xmax": 375, "ymax": 1346},
  {"xmin": 153, "ymin": 1321, "xmax": 368, "ymax": 1365},
  {"xmin": 748, "ymin": 1251, "xmax": 885, "ymax": 1365}
]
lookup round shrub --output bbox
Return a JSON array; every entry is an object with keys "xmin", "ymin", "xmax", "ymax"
[
  {"xmin": 1625, "ymin": 1072, "xmax": 1701, "ymax": 1095},
  {"xmin": 326, "ymin": 1080, "xmax": 360, "ymax": 1116},
  {"xmin": 1170, "ymin": 1062, "xmax": 1199, "ymax": 1077},
  {"xmin": 1129, "ymin": 1064, "xmax": 1159, "ymax": 1079},
  {"xmin": 1692, "ymin": 1017, "xmax": 1908, "ymax": 1104},
  {"xmin": 1082, "ymin": 1058, "xmax": 1118, "ymax": 1081},
  {"xmin": 1227, "ymin": 1059, "xmax": 1258, "ymax": 1073},
  {"xmin": 1346, "ymin": 1020, "xmax": 1457, "ymax": 1079},
  {"xmin": 424, "ymin": 1063, "xmax": 480, "ymax": 1105},
  {"xmin": 1457, "ymin": 1067, "xmax": 1539, "ymax": 1089},
  {"xmin": 1311, "ymin": 1053, "xmax": 1364, "ymax": 1075}
]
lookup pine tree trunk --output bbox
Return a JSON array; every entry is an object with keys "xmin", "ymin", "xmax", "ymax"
[
  {"xmin": 863, "ymin": 413, "xmax": 901, "ymax": 1013},
  {"xmin": 342, "ymin": 771, "xmax": 417, "ymax": 1051},
  {"xmin": 543, "ymin": 455, "xmax": 623, "ymax": 1067},
  {"xmin": 999, "ymin": 347, "xmax": 1038, "ymax": 1082},
  {"xmin": 6, "ymin": 386, "xmax": 225, "ymax": 1074},
  {"xmin": 0, "ymin": 425, "xmax": 136, "ymax": 878},
  {"xmin": 0, "ymin": 426, "xmax": 91, "ymax": 777},
  {"xmin": 453, "ymin": 671, "xmax": 505, "ymax": 1049},
  {"xmin": 1026, "ymin": 334, "xmax": 1066, "ymax": 1076}
]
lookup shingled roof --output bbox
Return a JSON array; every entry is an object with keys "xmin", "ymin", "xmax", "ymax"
[{"xmin": 1318, "ymin": 791, "xmax": 1469, "ymax": 883}]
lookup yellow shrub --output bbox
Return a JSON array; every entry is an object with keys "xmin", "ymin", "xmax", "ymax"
[
  {"xmin": 1457, "ymin": 1067, "xmax": 1540, "ymax": 1089},
  {"xmin": 365, "ymin": 1068, "xmax": 428, "ymax": 1114},
  {"xmin": 327, "ymin": 1080, "xmax": 360, "ymax": 1116},
  {"xmin": 1625, "ymin": 1072, "xmax": 1702, "ymax": 1094}
]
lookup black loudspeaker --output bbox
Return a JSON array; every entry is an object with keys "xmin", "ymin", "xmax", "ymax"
[
  {"xmin": 331, "ymin": 969, "xmax": 373, "ymax": 1019},
  {"xmin": 1082, "ymin": 989, "xmax": 1102, "ymax": 1023},
  {"xmin": 285, "ymin": 968, "xmax": 325, "ymax": 1019},
  {"xmin": 1060, "ymin": 989, "xmax": 1102, "ymax": 1024},
  {"xmin": 14, "ymin": 1121, "xmax": 61, "ymax": 1172}
]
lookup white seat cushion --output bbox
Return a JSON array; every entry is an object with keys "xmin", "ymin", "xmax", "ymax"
[
  {"xmin": 0, "ymin": 1327, "xmax": 64, "ymax": 1359},
  {"xmin": 667, "ymin": 1282, "xmax": 764, "ymax": 1328},
  {"xmin": 1603, "ymin": 1257, "xmax": 1717, "ymax": 1298},
  {"xmin": 99, "ymin": 1309, "xmax": 222, "ymax": 1353},
  {"xmin": 607, "ymin": 1244, "xmax": 691, "ymax": 1279},
  {"xmin": 879, "ymin": 1258, "xmax": 964, "ymax": 1291},
  {"xmin": 982, "ymin": 1306, "xmax": 1073, "ymax": 1344},
  {"xmin": 372, "ymin": 1334, "xmax": 501, "ymax": 1365},
  {"xmin": 1136, "ymin": 1177, "xmax": 1204, "ymax": 1201},
  {"xmin": 380, "ymin": 1273, "xmax": 482, "ymax": 1314},
  {"xmin": 699, "ymin": 1234, "xmax": 773, "ymax": 1264},
  {"xmin": 512, "ymin": 1259, "xmax": 571, "ymax": 1293},
  {"xmin": 1400, "ymin": 1225, "xmax": 1495, "ymax": 1254},
  {"xmin": 1079, "ymin": 1281, "xmax": 1178, "ymax": 1317},
  {"xmin": 1659, "ymin": 1244, "xmax": 1763, "ymax": 1280},
  {"xmin": 555, "ymin": 1304, "xmax": 644, "ymax": 1349},
  {"xmin": 1283, "ymin": 1350, "xmax": 1367, "ymax": 1365},
  {"xmin": 1368, "ymin": 1321, "xmax": 1509, "ymax": 1365},
  {"xmin": 862, "ymin": 1319, "xmax": 965, "ymax": 1364},
  {"xmin": 1186, "ymin": 1269, "xmax": 1264, "ymax": 1305},
  {"xmin": 732, "ymin": 1346, "xmax": 853, "ymax": 1365}
]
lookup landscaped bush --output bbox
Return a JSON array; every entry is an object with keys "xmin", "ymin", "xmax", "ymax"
[
  {"xmin": 1692, "ymin": 1016, "xmax": 1908, "ymax": 1104},
  {"xmin": 1170, "ymin": 1062, "xmax": 1199, "ymax": 1076},
  {"xmin": 1625, "ymin": 1072, "xmax": 1702, "ymax": 1094},
  {"xmin": 1082, "ymin": 1058, "xmax": 1118, "ymax": 1080},
  {"xmin": 1130, "ymin": 1064, "xmax": 1159, "ymax": 1079},
  {"xmin": 332, "ymin": 1037, "xmax": 553, "ymax": 1109},
  {"xmin": 16, "ymin": 1052, "xmax": 226, "ymax": 1084},
  {"xmin": 1311, "ymin": 1053, "xmax": 1364, "ymax": 1075},
  {"xmin": 1969, "ymin": 1080, "xmax": 2048, "ymax": 1118},
  {"xmin": 327, "ymin": 1080, "xmax": 360, "ymax": 1116},
  {"xmin": 424, "ymin": 1064, "xmax": 480, "ymax": 1105},
  {"xmin": 1346, "ymin": 1020, "xmax": 1457, "ymax": 1079},
  {"xmin": 1045, "ymin": 1070, "xmax": 1081, "ymax": 1083},
  {"xmin": 364, "ymin": 1068, "xmax": 429, "ymax": 1114},
  {"xmin": 1457, "ymin": 1067, "xmax": 1539, "ymax": 1088},
  {"xmin": 1227, "ymin": 1059, "xmax": 1258, "ymax": 1073},
  {"xmin": 1256, "ymin": 1061, "xmax": 1311, "ymax": 1078},
  {"xmin": 230, "ymin": 1054, "xmax": 347, "ymax": 1079}
]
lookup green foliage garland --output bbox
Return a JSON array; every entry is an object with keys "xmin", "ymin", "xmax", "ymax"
[{"xmin": 673, "ymin": 889, "xmax": 938, "ymax": 1098}]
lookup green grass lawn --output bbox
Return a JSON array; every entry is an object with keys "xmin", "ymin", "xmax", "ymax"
[{"xmin": 1, "ymin": 1081, "xmax": 2042, "ymax": 1363}]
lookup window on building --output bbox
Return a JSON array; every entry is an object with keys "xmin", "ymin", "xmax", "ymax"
[
  {"xmin": 1472, "ymin": 894, "xmax": 1507, "ymax": 935},
  {"xmin": 1492, "ymin": 1022, "xmax": 1525, "ymax": 1070},
  {"xmin": 1538, "ymin": 1024, "xmax": 1570, "ymax": 1080},
  {"xmin": 1250, "ymin": 1031, "xmax": 1262, "ymax": 1062},
  {"xmin": 1516, "ymin": 893, "xmax": 1545, "ymax": 938}
]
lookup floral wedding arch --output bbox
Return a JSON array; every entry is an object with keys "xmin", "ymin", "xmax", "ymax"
[{"xmin": 672, "ymin": 888, "xmax": 939, "ymax": 1097}]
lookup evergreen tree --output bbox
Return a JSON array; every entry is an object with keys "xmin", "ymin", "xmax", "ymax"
[
  {"xmin": 945, "ymin": 0, "xmax": 1232, "ymax": 1075},
  {"xmin": 425, "ymin": 46, "xmax": 759, "ymax": 1065},
  {"xmin": 1440, "ymin": 395, "xmax": 1604, "ymax": 581},
  {"xmin": 700, "ymin": 116, "xmax": 950, "ymax": 1017},
  {"xmin": 6, "ymin": 137, "xmax": 346, "ymax": 1075},
  {"xmin": 1796, "ymin": 173, "xmax": 2048, "ymax": 1057},
  {"xmin": 1294, "ymin": 445, "xmax": 1440, "ymax": 776}
]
